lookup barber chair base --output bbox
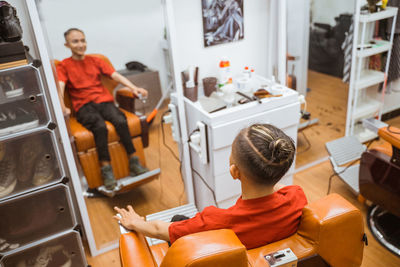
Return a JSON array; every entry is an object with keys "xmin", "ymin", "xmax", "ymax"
[
  {"xmin": 368, "ymin": 205, "xmax": 400, "ymax": 257},
  {"xmin": 97, "ymin": 168, "xmax": 161, "ymax": 197}
]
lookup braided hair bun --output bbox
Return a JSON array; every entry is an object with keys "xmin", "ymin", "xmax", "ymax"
[{"xmin": 233, "ymin": 124, "xmax": 295, "ymax": 185}]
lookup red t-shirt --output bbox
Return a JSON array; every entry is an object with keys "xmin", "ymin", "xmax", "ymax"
[
  {"xmin": 169, "ymin": 185, "xmax": 307, "ymax": 249},
  {"xmin": 56, "ymin": 55, "xmax": 115, "ymax": 112}
]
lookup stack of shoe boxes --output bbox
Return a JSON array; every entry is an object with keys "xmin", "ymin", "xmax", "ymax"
[{"xmin": 0, "ymin": 2, "xmax": 87, "ymax": 266}]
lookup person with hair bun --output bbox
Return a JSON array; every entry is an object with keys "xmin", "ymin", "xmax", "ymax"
[{"xmin": 114, "ymin": 123, "xmax": 307, "ymax": 249}]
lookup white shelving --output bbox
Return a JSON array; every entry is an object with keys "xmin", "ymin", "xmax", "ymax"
[
  {"xmin": 346, "ymin": 3, "xmax": 398, "ymax": 142},
  {"xmin": 354, "ymin": 123, "xmax": 378, "ymax": 143},
  {"xmin": 355, "ymin": 70, "xmax": 385, "ymax": 90},
  {"xmin": 352, "ymin": 98, "xmax": 381, "ymax": 120},
  {"xmin": 356, "ymin": 40, "xmax": 391, "ymax": 58},
  {"xmin": 359, "ymin": 6, "xmax": 398, "ymax": 23}
]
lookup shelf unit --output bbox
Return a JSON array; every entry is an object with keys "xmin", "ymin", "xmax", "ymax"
[
  {"xmin": 346, "ymin": 3, "xmax": 398, "ymax": 142},
  {"xmin": 0, "ymin": 2, "xmax": 87, "ymax": 266}
]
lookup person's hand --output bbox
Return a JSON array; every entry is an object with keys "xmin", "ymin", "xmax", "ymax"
[
  {"xmin": 132, "ymin": 87, "xmax": 148, "ymax": 98},
  {"xmin": 63, "ymin": 107, "xmax": 71, "ymax": 116},
  {"xmin": 113, "ymin": 205, "xmax": 145, "ymax": 230}
]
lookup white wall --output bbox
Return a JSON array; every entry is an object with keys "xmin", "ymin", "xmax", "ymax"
[
  {"xmin": 172, "ymin": 0, "xmax": 269, "ymax": 83},
  {"xmin": 37, "ymin": 0, "xmax": 167, "ymax": 92},
  {"xmin": 287, "ymin": 0, "xmax": 310, "ymax": 96},
  {"xmin": 311, "ymin": 0, "xmax": 355, "ymax": 25}
]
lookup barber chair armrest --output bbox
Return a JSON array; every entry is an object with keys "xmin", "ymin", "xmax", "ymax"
[
  {"xmin": 161, "ymin": 229, "xmax": 248, "ymax": 267},
  {"xmin": 120, "ymin": 232, "xmax": 157, "ymax": 267},
  {"xmin": 378, "ymin": 126, "xmax": 400, "ymax": 150},
  {"xmin": 116, "ymin": 88, "xmax": 137, "ymax": 113},
  {"xmin": 298, "ymin": 194, "xmax": 364, "ymax": 267}
]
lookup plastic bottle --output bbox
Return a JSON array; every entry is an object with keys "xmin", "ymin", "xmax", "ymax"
[
  {"xmin": 221, "ymin": 78, "xmax": 235, "ymax": 107},
  {"xmin": 248, "ymin": 68, "xmax": 256, "ymax": 93},
  {"xmin": 243, "ymin": 66, "xmax": 250, "ymax": 79},
  {"xmin": 218, "ymin": 58, "xmax": 232, "ymax": 88}
]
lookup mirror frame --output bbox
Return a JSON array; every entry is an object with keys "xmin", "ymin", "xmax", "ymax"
[{"xmin": 26, "ymin": 0, "xmax": 287, "ymax": 257}]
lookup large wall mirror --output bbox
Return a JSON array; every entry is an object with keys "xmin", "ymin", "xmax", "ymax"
[
  {"xmin": 36, "ymin": 0, "xmax": 189, "ymax": 255},
  {"xmin": 287, "ymin": 0, "xmax": 356, "ymax": 168}
]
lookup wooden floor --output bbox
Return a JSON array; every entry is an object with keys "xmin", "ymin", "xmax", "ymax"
[
  {"xmin": 296, "ymin": 70, "xmax": 349, "ymax": 167},
  {"xmin": 86, "ymin": 71, "xmax": 400, "ymax": 266},
  {"xmin": 85, "ymin": 107, "xmax": 186, "ymax": 264}
]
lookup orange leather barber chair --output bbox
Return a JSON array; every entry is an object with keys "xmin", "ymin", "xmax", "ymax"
[
  {"xmin": 359, "ymin": 123, "xmax": 400, "ymax": 256},
  {"xmin": 54, "ymin": 54, "xmax": 156, "ymax": 196},
  {"xmin": 119, "ymin": 194, "xmax": 365, "ymax": 267},
  {"xmin": 326, "ymin": 118, "xmax": 400, "ymax": 256}
]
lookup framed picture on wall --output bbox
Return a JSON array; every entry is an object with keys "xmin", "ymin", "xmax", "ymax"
[{"xmin": 202, "ymin": 0, "xmax": 244, "ymax": 47}]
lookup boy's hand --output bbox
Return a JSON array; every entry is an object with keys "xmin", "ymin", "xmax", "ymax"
[
  {"xmin": 113, "ymin": 205, "xmax": 145, "ymax": 230},
  {"xmin": 132, "ymin": 87, "xmax": 148, "ymax": 98},
  {"xmin": 63, "ymin": 107, "xmax": 71, "ymax": 116}
]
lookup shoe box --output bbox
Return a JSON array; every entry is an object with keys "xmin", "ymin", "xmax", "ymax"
[
  {"xmin": 0, "ymin": 130, "xmax": 63, "ymax": 200},
  {"xmin": 0, "ymin": 230, "xmax": 86, "ymax": 266},
  {"xmin": 0, "ymin": 65, "xmax": 50, "ymax": 137},
  {"xmin": 0, "ymin": 184, "xmax": 77, "ymax": 257}
]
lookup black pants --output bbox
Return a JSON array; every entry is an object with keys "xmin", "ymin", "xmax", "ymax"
[{"xmin": 76, "ymin": 102, "xmax": 135, "ymax": 162}]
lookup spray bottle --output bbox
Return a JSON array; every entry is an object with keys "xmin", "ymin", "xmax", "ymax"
[{"xmin": 218, "ymin": 57, "xmax": 232, "ymax": 88}]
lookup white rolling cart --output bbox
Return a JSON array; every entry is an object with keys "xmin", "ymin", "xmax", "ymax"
[{"xmin": 177, "ymin": 83, "xmax": 300, "ymax": 210}]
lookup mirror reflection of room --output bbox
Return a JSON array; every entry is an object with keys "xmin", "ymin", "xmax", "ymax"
[
  {"xmin": 290, "ymin": 0, "xmax": 357, "ymax": 167},
  {"xmin": 1, "ymin": 0, "xmax": 400, "ymax": 266},
  {"xmin": 38, "ymin": 0, "xmax": 186, "ymax": 251}
]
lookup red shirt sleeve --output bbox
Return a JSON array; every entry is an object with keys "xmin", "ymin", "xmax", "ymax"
[
  {"xmin": 56, "ymin": 62, "xmax": 68, "ymax": 83},
  {"xmin": 94, "ymin": 57, "xmax": 115, "ymax": 77},
  {"xmin": 168, "ymin": 206, "xmax": 222, "ymax": 244}
]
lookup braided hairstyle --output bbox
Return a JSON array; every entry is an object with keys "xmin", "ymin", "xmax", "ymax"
[{"xmin": 233, "ymin": 123, "xmax": 295, "ymax": 186}]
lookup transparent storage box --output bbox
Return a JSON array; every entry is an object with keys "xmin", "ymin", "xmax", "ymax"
[
  {"xmin": 0, "ymin": 130, "xmax": 64, "ymax": 201},
  {"xmin": 0, "ymin": 65, "xmax": 50, "ymax": 137},
  {"xmin": 0, "ymin": 184, "xmax": 76, "ymax": 255},
  {"xmin": 0, "ymin": 230, "xmax": 86, "ymax": 266}
]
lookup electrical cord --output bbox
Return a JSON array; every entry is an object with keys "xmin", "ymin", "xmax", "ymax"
[
  {"xmin": 192, "ymin": 167, "xmax": 218, "ymax": 207},
  {"xmin": 161, "ymin": 110, "xmax": 180, "ymax": 162},
  {"xmin": 327, "ymin": 139, "xmax": 376, "ymax": 195},
  {"xmin": 296, "ymin": 130, "xmax": 312, "ymax": 155},
  {"xmin": 159, "ymin": 111, "xmax": 218, "ymax": 207},
  {"xmin": 160, "ymin": 109, "xmax": 185, "ymax": 205},
  {"xmin": 187, "ymin": 129, "xmax": 219, "ymax": 207}
]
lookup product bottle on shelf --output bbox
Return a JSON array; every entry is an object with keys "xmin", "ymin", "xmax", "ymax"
[
  {"xmin": 221, "ymin": 78, "xmax": 235, "ymax": 107},
  {"xmin": 243, "ymin": 66, "xmax": 250, "ymax": 79},
  {"xmin": 236, "ymin": 66, "xmax": 251, "ymax": 93},
  {"xmin": 218, "ymin": 58, "xmax": 232, "ymax": 88},
  {"xmin": 249, "ymin": 68, "xmax": 256, "ymax": 92}
]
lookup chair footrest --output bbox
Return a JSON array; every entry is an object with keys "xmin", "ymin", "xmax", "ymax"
[
  {"xmin": 326, "ymin": 136, "xmax": 365, "ymax": 166},
  {"xmin": 98, "ymin": 168, "xmax": 161, "ymax": 197}
]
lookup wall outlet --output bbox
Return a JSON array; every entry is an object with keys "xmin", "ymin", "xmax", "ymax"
[{"xmin": 168, "ymin": 103, "xmax": 181, "ymax": 143}]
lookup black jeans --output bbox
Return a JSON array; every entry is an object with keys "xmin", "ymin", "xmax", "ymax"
[{"xmin": 76, "ymin": 102, "xmax": 135, "ymax": 162}]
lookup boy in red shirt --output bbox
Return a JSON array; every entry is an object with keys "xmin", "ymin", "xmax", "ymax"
[
  {"xmin": 114, "ymin": 124, "xmax": 307, "ymax": 249},
  {"xmin": 56, "ymin": 28, "xmax": 148, "ymax": 191}
]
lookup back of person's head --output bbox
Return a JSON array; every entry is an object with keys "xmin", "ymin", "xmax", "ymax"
[
  {"xmin": 64, "ymin": 28, "xmax": 84, "ymax": 40},
  {"xmin": 233, "ymin": 124, "xmax": 295, "ymax": 186}
]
